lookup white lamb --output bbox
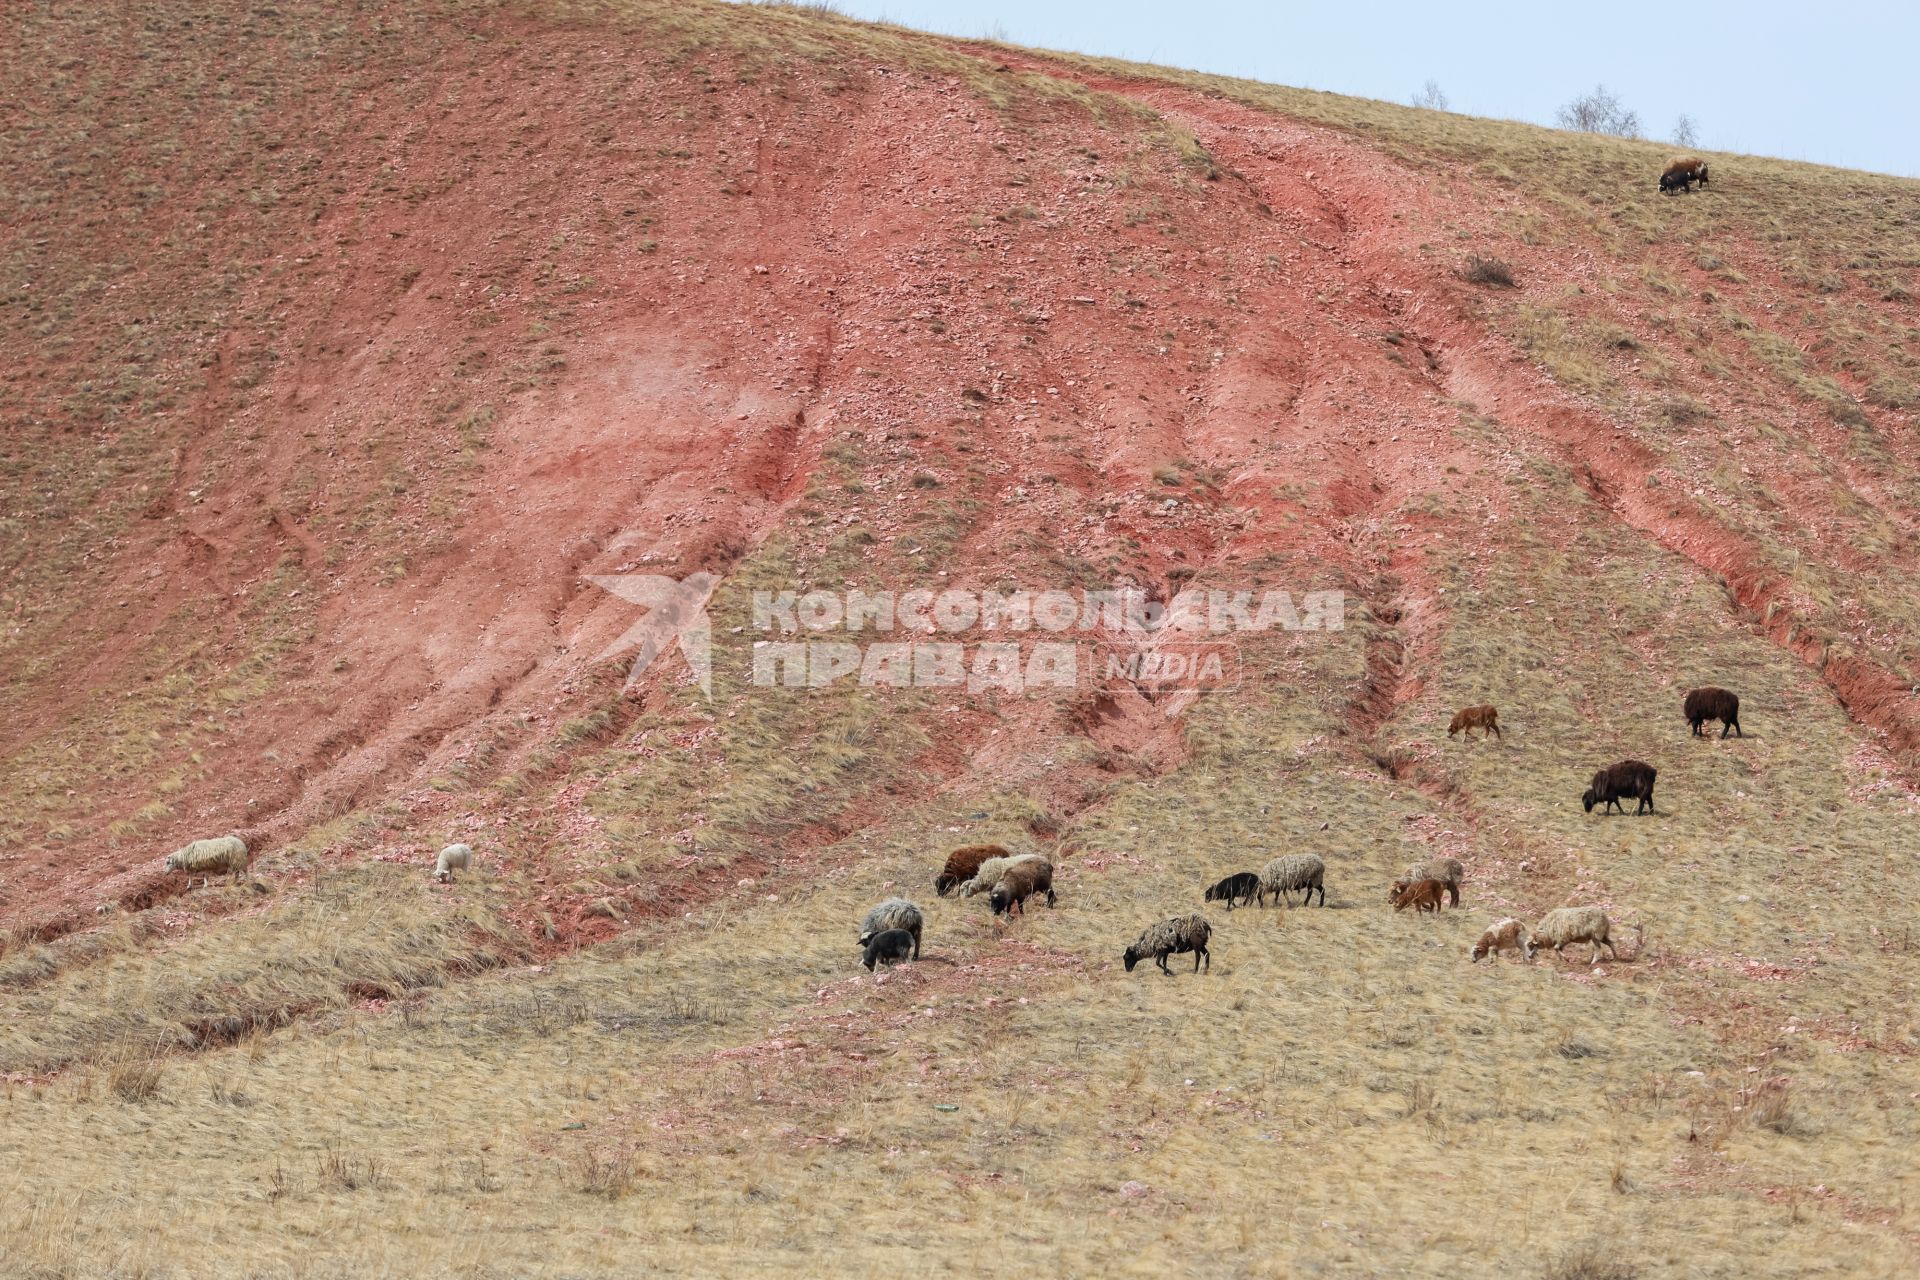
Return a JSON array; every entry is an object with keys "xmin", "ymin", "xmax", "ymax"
[{"xmin": 434, "ymin": 843, "xmax": 474, "ymax": 883}]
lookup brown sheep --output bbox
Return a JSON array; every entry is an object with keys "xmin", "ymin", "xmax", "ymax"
[
  {"xmin": 1683, "ymin": 686, "xmax": 1742, "ymax": 738},
  {"xmin": 1392, "ymin": 878, "xmax": 1448, "ymax": 913},
  {"xmin": 1660, "ymin": 157, "xmax": 1710, "ymax": 193},
  {"xmin": 987, "ymin": 858, "xmax": 1056, "ymax": 917},
  {"xmin": 1583, "ymin": 759, "xmax": 1657, "ymax": 815},
  {"xmin": 1390, "ymin": 857, "xmax": 1464, "ymax": 908},
  {"xmin": 933, "ymin": 843, "xmax": 1009, "ymax": 896},
  {"xmin": 1447, "ymin": 705, "xmax": 1501, "ymax": 739}
]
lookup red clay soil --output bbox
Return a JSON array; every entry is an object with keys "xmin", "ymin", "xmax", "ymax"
[{"xmin": 2, "ymin": 7, "xmax": 1914, "ymax": 946}]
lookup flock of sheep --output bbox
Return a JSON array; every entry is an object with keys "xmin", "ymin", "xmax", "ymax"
[
  {"xmin": 848, "ymin": 685, "xmax": 1740, "ymax": 977},
  {"xmin": 154, "ymin": 685, "xmax": 1742, "ymax": 982}
]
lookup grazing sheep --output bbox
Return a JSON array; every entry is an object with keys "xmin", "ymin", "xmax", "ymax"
[
  {"xmin": 1391, "ymin": 878, "xmax": 1448, "ymax": 913},
  {"xmin": 434, "ymin": 842, "xmax": 473, "ymax": 883},
  {"xmin": 1390, "ymin": 857, "xmax": 1464, "ymax": 908},
  {"xmin": 858, "ymin": 898, "xmax": 924, "ymax": 958},
  {"xmin": 1259, "ymin": 853, "xmax": 1326, "ymax": 907},
  {"xmin": 163, "ymin": 835, "xmax": 250, "ymax": 888},
  {"xmin": 1582, "ymin": 760, "xmax": 1657, "ymax": 815},
  {"xmin": 1659, "ymin": 157, "xmax": 1710, "ymax": 193},
  {"xmin": 959, "ymin": 853, "xmax": 1046, "ymax": 897},
  {"xmin": 1123, "ymin": 914, "xmax": 1212, "ymax": 975},
  {"xmin": 1533, "ymin": 906, "xmax": 1617, "ymax": 965},
  {"xmin": 1683, "ymin": 686, "xmax": 1742, "ymax": 738},
  {"xmin": 933, "ymin": 843, "xmax": 1009, "ymax": 896},
  {"xmin": 1447, "ymin": 705, "xmax": 1501, "ymax": 739},
  {"xmin": 987, "ymin": 859, "xmax": 1056, "ymax": 917},
  {"xmin": 1204, "ymin": 871, "xmax": 1263, "ymax": 911},
  {"xmin": 862, "ymin": 928, "xmax": 916, "ymax": 971},
  {"xmin": 1471, "ymin": 918, "xmax": 1535, "ymax": 963}
]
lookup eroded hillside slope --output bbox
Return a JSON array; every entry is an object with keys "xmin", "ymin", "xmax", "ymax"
[{"xmin": 3, "ymin": 2, "xmax": 1919, "ymax": 1276}]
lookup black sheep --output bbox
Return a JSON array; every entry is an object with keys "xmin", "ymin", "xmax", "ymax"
[
  {"xmin": 861, "ymin": 928, "xmax": 916, "ymax": 971},
  {"xmin": 1203, "ymin": 871, "xmax": 1263, "ymax": 911},
  {"xmin": 1683, "ymin": 686, "xmax": 1742, "ymax": 738},
  {"xmin": 1582, "ymin": 759, "xmax": 1658, "ymax": 815}
]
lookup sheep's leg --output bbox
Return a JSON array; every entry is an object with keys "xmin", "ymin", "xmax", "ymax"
[
  {"xmin": 1448, "ymin": 885, "xmax": 1460, "ymax": 907},
  {"xmin": 1197, "ymin": 946, "xmax": 1209, "ymax": 972},
  {"xmin": 1158, "ymin": 954, "xmax": 1172, "ymax": 975}
]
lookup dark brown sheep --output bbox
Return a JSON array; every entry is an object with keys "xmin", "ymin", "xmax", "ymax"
[
  {"xmin": 1391, "ymin": 878, "xmax": 1448, "ymax": 913},
  {"xmin": 1582, "ymin": 760, "xmax": 1657, "ymax": 815},
  {"xmin": 1683, "ymin": 687, "xmax": 1742, "ymax": 738},
  {"xmin": 987, "ymin": 858, "xmax": 1056, "ymax": 916},
  {"xmin": 1447, "ymin": 705, "xmax": 1501, "ymax": 739},
  {"xmin": 933, "ymin": 843, "xmax": 1009, "ymax": 896},
  {"xmin": 1660, "ymin": 157, "xmax": 1710, "ymax": 193}
]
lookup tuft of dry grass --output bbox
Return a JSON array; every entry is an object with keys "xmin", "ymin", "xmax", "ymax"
[{"xmin": 1461, "ymin": 254, "xmax": 1518, "ymax": 288}]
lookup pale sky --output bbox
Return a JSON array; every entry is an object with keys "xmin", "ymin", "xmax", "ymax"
[{"xmin": 822, "ymin": 0, "xmax": 1919, "ymax": 177}]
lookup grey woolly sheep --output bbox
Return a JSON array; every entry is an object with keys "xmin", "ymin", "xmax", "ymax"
[
  {"xmin": 858, "ymin": 897, "xmax": 923, "ymax": 959},
  {"xmin": 1123, "ymin": 914, "xmax": 1212, "ymax": 975},
  {"xmin": 163, "ymin": 835, "xmax": 250, "ymax": 888},
  {"xmin": 862, "ymin": 928, "xmax": 915, "ymax": 971},
  {"xmin": 1259, "ymin": 853, "xmax": 1326, "ymax": 907},
  {"xmin": 434, "ymin": 843, "xmax": 473, "ymax": 883},
  {"xmin": 959, "ymin": 853, "xmax": 1046, "ymax": 897},
  {"xmin": 987, "ymin": 859, "xmax": 1056, "ymax": 916},
  {"xmin": 1533, "ymin": 906, "xmax": 1618, "ymax": 965},
  {"xmin": 933, "ymin": 843, "xmax": 1009, "ymax": 896},
  {"xmin": 1470, "ymin": 917, "xmax": 1535, "ymax": 963},
  {"xmin": 1390, "ymin": 857, "xmax": 1464, "ymax": 908}
]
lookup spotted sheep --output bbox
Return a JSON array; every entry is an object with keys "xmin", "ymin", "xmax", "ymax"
[{"xmin": 1660, "ymin": 157, "xmax": 1710, "ymax": 193}]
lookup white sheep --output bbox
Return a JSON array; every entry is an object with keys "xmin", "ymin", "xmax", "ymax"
[
  {"xmin": 1259, "ymin": 853, "xmax": 1326, "ymax": 907},
  {"xmin": 1533, "ymin": 906, "xmax": 1618, "ymax": 965},
  {"xmin": 958, "ymin": 853, "xmax": 1047, "ymax": 898},
  {"xmin": 434, "ymin": 843, "xmax": 473, "ymax": 883},
  {"xmin": 164, "ymin": 835, "xmax": 250, "ymax": 888},
  {"xmin": 1470, "ymin": 917, "xmax": 1535, "ymax": 963}
]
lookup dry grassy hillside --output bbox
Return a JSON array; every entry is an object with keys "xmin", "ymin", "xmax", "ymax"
[{"xmin": 3, "ymin": 2, "xmax": 1920, "ymax": 1276}]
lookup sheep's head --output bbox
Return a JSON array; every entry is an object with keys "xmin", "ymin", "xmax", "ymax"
[
  {"xmin": 164, "ymin": 852, "xmax": 182, "ymax": 872},
  {"xmin": 988, "ymin": 886, "xmax": 1013, "ymax": 915},
  {"xmin": 1122, "ymin": 947, "xmax": 1141, "ymax": 972},
  {"xmin": 932, "ymin": 874, "xmax": 955, "ymax": 896},
  {"xmin": 1582, "ymin": 788, "xmax": 1598, "ymax": 812},
  {"xmin": 1387, "ymin": 878, "xmax": 1411, "ymax": 902},
  {"xmin": 1470, "ymin": 944, "xmax": 1487, "ymax": 962}
]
